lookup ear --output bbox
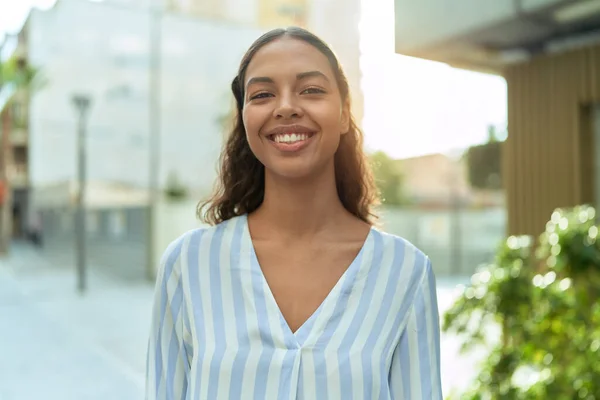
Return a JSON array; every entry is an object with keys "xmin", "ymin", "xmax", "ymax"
[{"xmin": 340, "ymin": 99, "xmax": 351, "ymax": 135}]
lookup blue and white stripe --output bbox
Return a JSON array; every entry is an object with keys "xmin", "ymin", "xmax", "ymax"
[{"xmin": 146, "ymin": 214, "xmax": 443, "ymax": 400}]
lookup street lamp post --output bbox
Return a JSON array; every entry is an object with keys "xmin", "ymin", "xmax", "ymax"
[
  {"xmin": 71, "ymin": 94, "xmax": 92, "ymax": 294},
  {"xmin": 146, "ymin": 5, "xmax": 162, "ymax": 282}
]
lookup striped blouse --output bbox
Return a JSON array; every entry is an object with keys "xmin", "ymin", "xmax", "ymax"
[{"xmin": 146, "ymin": 214, "xmax": 443, "ymax": 400}]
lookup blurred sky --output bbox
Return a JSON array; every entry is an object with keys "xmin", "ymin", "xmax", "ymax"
[{"xmin": 0, "ymin": 0, "xmax": 507, "ymax": 159}]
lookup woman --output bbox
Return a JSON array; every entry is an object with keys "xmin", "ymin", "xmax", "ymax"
[{"xmin": 146, "ymin": 27, "xmax": 443, "ymax": 400}]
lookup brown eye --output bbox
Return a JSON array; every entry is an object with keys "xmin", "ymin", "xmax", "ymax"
[
  {"xmin": 302, "ymin": 88, "xmax": 325, "ymax": 94},
  {"xmin": 301, "ymin": 87, "xmax": 326, "ymax": 95},
  {"xmin": 249, "ymin": 92, "xmax": 273, "ymax": 100}
]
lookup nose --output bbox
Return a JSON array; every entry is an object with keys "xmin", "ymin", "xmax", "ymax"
[{"xmin": 273, "ymin": 92, "xmax": 303, "ymax": 119}]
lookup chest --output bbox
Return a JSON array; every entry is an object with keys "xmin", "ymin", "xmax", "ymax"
[{"xmin": 253, "ymin": 241, "xmax": 362, "ymax": 334}]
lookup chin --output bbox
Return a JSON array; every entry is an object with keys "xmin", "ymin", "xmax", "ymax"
[
  {"xmin": 265, "ymin": 160, "xmax": 319, "ymax": 181},
  {"xmin": 260, "ymin": 151, "xmax": 336, "ymax": 182},
  {"xmin": 268, "ymin": 167, "xmax": 314, "ymax": 180}
]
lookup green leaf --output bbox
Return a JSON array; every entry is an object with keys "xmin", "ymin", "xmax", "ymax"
[{"xmin": 443, "ymin": 204, "xmax": 600, "ymax": 399}]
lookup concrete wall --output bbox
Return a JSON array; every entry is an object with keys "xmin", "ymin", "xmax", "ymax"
[
  {"xmin": 379, "ymin": 206, "xmax": 506, "ymax": 276},
  {"xmin": 37, "ymin": 199, "xmax": 202, "ymax": 281},
  {"xmin": 40, "ymin": 206, "xmax": 149, "ymax": 281},
  {"xmin": 38, "ymin": 199, "xmax": 506, "ymax": 280},
  {"xmin": 153, "ymin": 201, "xmax": 507, "ymax": 278}
]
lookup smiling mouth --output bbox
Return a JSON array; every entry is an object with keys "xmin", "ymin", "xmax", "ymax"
[{"xmin": 268, "ymin": 132, "xmax": 315, "ymax": 144}]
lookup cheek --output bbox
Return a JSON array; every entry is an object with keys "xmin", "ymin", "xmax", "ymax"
[
  {"xmin": 316, "ymin": 108, "xmax": 345, "ymax": 137},
  {"xmin": 242, "ymin": 111, "xmax": 257, "ymax": 141},
  {"xmin": 241, "ymin": 111, "xmax": 265, "ymax": 158},
  {"xmin": 312, "ymin": 100, "xmax": 344, "ymax": 128},
  {"xmin": 242, "ymin": 107, "xmax": 266, "ymax": 137}
]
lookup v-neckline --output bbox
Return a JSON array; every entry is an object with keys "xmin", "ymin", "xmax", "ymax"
[{"xmin": 242, "ymin": 214, "xmax": 374, "ymax": 347}]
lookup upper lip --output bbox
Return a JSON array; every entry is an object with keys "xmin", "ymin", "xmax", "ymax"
[{"xmin": 264, "ymin": 124, "xmax": 317, "ymax": 137}]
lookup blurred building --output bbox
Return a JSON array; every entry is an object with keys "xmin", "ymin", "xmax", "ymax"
[
  {"xmin": 1, "ymin": 0, "xmax": 261, "ymax": 219},
  {"xmin": 0, "ymin": 51, "xmax": 31, "ymax": 240},
  {"xmin": 397, "ymin": 152, "xmax": 503, "ymax": 209},
  {"xmin": 394, "ymin": 0, "xmax": 600, "ymax": 236},
  {"xmin": 397, "ymin": 153, "xmax": 470, "ymax": 208},
  {"xmin": 167, "ymin": 0, "xmax": 305, "ymax": 27}
]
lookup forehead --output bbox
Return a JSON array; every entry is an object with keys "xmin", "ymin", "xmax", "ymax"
[{"xmin": 244, "ymin": 37, "xmax": 335, "ymax": 83}]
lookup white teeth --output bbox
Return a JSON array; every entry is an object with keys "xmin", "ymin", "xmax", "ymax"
[{"xmin": 274, "ymin": 133, "xmax": 309, "ymax": 143}]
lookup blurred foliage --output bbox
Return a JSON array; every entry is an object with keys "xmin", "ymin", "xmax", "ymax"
[
  {"xmin": 465, "ymin": 126, "xmax": 503, "ymax": 190},
  {"xmin": 370, "ymin": 151, "xmax": 409, "ymax": 206},
  {"xmin": 164, "ymin": 171, "xmax": 188, "ymax": 200},
  {"xmin": 443, "ymin": 204, "xmax": 600, "ymax": 400},
  {"xmin": 1, "ymin": 56, "xmax": 43, "ymax": 135},
  {"xmin": 0, "ymin": 56, "xmax": 38, "ymax": 88}
]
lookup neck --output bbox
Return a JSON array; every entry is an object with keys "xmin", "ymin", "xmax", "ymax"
[{"xmin": 252, "ymin": 164, "xmax": 347, "ymax": 237}]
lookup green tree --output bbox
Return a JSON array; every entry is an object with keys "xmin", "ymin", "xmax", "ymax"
[
  {"xmin": 465, "ymin": 125, "xmax": 504, "ymax": 190},
  {"xmin": 370, "ymin": 151, "xmax": 408, "ymax": 206},
  {"xmin": 1, "ymin": 57, "xmax": 37, "ymax": 87},
  {"xmin": 164, "ymin": 170, "xmax": 188, "ymax": 201},
  {"xmin": 443, "ymin": 204, "xmax": 600, "ymax": 399}
]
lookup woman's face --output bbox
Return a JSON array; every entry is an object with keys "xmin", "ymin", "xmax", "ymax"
[{"xmin": 242, "ymin": 37, "xmax": 350, "ymax": 180}]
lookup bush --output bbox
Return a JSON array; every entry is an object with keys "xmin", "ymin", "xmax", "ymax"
[
  {"xmin": 370, "ymin": 151, "xmax": 409, "ymax": 206},
  {"xmin": 443, "ymin": 204, "xmax": 600, "ymax": 400},
  {"xmin": 164, "ymin": 171, "xmax": 188, "ymax": 201}
]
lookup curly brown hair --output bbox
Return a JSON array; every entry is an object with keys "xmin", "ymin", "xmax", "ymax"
[{"xmin": 198, "ymin": 27, "xmax": 379, "ymax": 225}]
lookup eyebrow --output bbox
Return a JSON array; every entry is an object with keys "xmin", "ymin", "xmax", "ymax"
[
  {"xmin": 297, "ymin": 70, "xmax": 329, "ymax": 82},
  {"xmin": 245, "ymin": 70, "xmax": 330, "ymax": 89}
]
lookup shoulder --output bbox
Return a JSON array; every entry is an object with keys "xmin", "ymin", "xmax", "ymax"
[
  {"xmin": 372, "ymin": 229, "xmax": 433, "ymax": 281},
  {"xmin": 158, "ymin": 216, "xmax": 244, "ymax": 272},
  {"xmin": 159, "ymin": 227, "xmax": 203, "ymax": 266}
]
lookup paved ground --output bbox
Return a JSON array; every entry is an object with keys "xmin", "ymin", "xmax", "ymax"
[{"xmin": 0, "ymin": 243, "xmax": 489, "ymax": 400}]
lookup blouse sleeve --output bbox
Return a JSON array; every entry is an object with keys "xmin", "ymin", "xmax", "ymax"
[
  {"xmin": 389, "ymin": 258, "xmax": 443, "ymax": 399},
  {"xmin": 145, "ymin": 237, "xmax": 190, "ymax": 400}
]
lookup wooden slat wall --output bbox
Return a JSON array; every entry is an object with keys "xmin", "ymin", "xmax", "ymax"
[{"xmin": 504, "ymin": 42, "xmax": 600, "ymax": 236}]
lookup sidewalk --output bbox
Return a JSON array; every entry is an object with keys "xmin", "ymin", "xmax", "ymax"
[
  {"xmin": 0, "ymin": 243, "xmax": 152, "ymax": 400},
  {"xmin": 0, "ymin": 242, "xmax": 489, "ymax": 399}
]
